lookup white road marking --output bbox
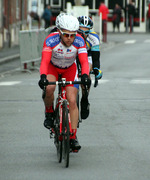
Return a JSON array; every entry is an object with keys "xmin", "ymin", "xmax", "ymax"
[
  {"xmin": 144, "ymin": 39, "xmax": 150, "ymax": 43},
  {"xmin": 124, "ymin": 40, "xmax": 136, "ymax": 44},
  {"xmin": 130, "ymin": 80, "xmax": 150, "ymax": 84},
  {"xmin": 0, "ymin": 81, "xmax": 21, "ymax": 86},
  {"xmin": 92, "ymin": 79, "xmax": 109, "ymax": 84}
]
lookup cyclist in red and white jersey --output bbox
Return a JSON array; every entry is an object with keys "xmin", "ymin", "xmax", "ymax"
[{"xmin": 38, "ymin": 13, "xmax": 91, "ymax": 150}]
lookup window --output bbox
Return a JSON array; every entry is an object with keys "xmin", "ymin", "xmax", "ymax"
[
  {"xmin": 32, "ymin": 0, "xmax": 38, "ymax": 12},
  {"xmin": 50, "ymin": 0, "xmax": 61, "ymax": 7}
]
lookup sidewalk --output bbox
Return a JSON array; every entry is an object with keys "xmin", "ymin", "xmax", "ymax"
[{"xmin": 0, "ymin": 45, "xmax": 20, "ymax": 64}]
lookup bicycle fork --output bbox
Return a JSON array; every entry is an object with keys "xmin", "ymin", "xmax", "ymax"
[{"xmin": 59, "ymin": 102, "xmax": 72, "ymax": 140}]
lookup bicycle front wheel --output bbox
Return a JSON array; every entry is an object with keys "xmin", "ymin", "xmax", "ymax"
[
  {"xmin": 54, "ymin": 107, "xmax": 62, "ymax": 163},
  {"xmin": 62, "ymin": 100, "xmax": 70, "ymax": 168}
]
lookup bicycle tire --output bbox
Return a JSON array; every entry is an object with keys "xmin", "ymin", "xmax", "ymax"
[
  {"xmin": 57, "ymin": 141, "xmax": 62, "ymax": 163},
  {"xmin": 76, "ymin": 91, "xmax": 82, "ymax": 128},
  {"xmin": 62, "ymin": 100, "xmax": 70, "ymax": 168},
  {"xmin": 54, "ymin": 106, "xmax": 62, "ymax": 163}
]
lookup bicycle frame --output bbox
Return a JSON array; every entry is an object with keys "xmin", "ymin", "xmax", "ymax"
[{"xmin": 57, "ymin": 78, "xmax": 72, "ymax": 139}]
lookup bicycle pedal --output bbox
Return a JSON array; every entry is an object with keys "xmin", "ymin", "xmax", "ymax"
[
  {"xmin": 49, "ymin": 129, "xmax": 54, "ymax": 139},
  {"xmin": 50, "ymin": 133, "xmax": 54, "ymax": 139},
  {"xmin": 79, "ymin": 118, "xmax": 82, "ymax": 123}
]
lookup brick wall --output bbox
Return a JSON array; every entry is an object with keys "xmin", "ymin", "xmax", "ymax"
[{"xmin": 1, "ymin": 0, "xmax": 28, "ymax": 48}]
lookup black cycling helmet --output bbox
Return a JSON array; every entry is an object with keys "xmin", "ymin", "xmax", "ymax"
[{"xmin": 78, "ymin": 16, "xmax": 93, "ymax": 29}]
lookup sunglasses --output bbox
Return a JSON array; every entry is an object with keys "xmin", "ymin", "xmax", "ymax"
[
  {"xmin": 79, "ymin": 29, "xmax": 90, "ymax": 35},
  {"xmin": 59, "ymin": 29, "xmax": 76, "ymax": 38}
]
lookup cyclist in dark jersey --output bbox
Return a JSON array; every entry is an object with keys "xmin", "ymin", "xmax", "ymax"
[{"xmin": 77, "ymin": 16, "xmax": 102, "ymax": 120}]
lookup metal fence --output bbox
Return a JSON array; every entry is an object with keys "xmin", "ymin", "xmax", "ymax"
[{"xmin": 19, "ymin": 28, "xmax": 51, "ymax": 70}]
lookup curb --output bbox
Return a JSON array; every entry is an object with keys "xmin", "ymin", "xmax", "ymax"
[{"xmin": 0, "ymin": 54, "xmax": 20, "ymax": 65}]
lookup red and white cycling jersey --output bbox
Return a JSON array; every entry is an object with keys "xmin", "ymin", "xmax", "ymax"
[{"xmin": 40, "ymin": 32, "xmax": 89, "ymax": 75}]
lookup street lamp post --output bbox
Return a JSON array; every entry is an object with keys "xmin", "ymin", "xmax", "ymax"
[{"xmin": 7, "ymin": 0, "xmax": 11, "ymax": 48}]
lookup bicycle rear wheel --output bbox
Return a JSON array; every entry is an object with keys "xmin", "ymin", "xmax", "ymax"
[
  {"xmin": 76, "ymin": 91, "xmax": 82, "ymax": 128},
  {"xmin": 62, "ymin": 100, "xmax": 70, "ymax": 168}
]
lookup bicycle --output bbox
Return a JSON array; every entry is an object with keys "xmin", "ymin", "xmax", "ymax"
[{"xmin": 43, "ymin": 75, "xmax": 82, "ymax": 168}]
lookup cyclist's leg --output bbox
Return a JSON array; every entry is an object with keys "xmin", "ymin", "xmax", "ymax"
[
  {"xmin": 44, "ymin": 63, "xmax": 59, "ymax": 109},
  {"xmin": 44, "ymin": 74, "xmax": 56, "ymax": 107},
  {"xmin": 62, "ymin": 63, "xmax": 81, "ymax": 150},
  {"xmin": 66, "ymin": 86, "xmax": 81, "ymax": 150},
  {"xmin": 61, "ymin": 63, "xmax": 79, "ymax": 130},
  {"xmin": 43, "ymin": 64, "xmax": 58, "ymax": 129},
  {"xmin": 80, "ymin": 57, "xmax": 91, "ymax": 120},
  {"xmin": 66, "ymin": 86, "xmax": 78, "ymax": 130}
]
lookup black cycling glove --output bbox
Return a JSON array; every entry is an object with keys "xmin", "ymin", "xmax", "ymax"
[
  {"xmin": 38, "ymin": 74, "xmax": 48, "ymax": 89},
  {"xmin": 81, "ymin": 74, "xmax": 91, "ymax": 89},
  {"xmin": 93, "ymin": 67, "xmax": 103, "ymax": 80}
]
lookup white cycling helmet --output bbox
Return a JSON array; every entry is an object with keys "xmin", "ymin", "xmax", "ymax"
[{"xmin": 56, "ymin": 13, "xmax": 79, "ymax": 31}]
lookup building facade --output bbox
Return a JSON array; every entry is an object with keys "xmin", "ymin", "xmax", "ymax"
[
  {"xmin": 0, "ymin": 0, "xmax": 28, "ymax": 49},
  {"xmin": 0, "ymin": 0, "xmax": 149, "ymax": 49},
  {"xmin": 44, "ymin": 0, "xmax": 148, "ymax": 32}
]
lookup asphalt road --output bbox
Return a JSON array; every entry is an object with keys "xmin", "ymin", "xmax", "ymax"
[{"xmin": 0, "ymin": 33, "xmax": 150, "ymax": 180}]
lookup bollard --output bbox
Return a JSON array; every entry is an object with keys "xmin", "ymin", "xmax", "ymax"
[
  {"xmin": 24, "ymin": 63, "xmax": 27, "ymax": 70},
  {"xmin": 129, "ymin": 15, "xmax": 133, "ymax": 33},
  {"xmin": 99, "ymin": 13, "xmax": 102, "ymax": 42},
  {"xmin": 103, "ymin": 21, "xmax": 107, "ymax": 43},
  {"xmin": 126, "ymin": 10, "xmax": 128, "ymax": 33}
]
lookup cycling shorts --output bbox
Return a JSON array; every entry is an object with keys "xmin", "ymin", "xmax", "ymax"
[{"xmin": 47, "ymin": 62, "xmax": 79, "ymax": 89}]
